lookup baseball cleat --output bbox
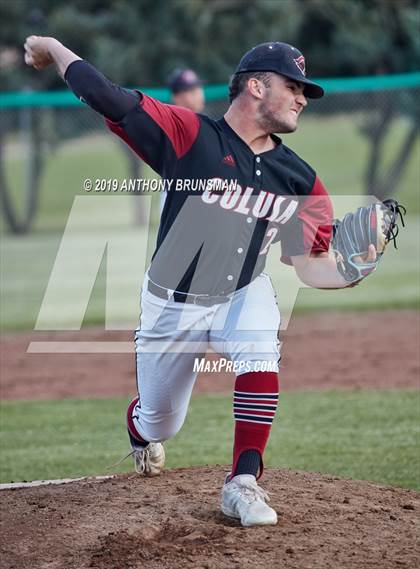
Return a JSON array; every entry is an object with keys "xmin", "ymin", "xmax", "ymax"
[
  {"xmin": 132, "ymin": 442, "xmax": 165, "ymax": 477},
  {"xmin": 220, "ymin": 474, "xmax": 278, "ymax": 527}
]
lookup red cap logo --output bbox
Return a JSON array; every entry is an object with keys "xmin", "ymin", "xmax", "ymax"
[{"xmin": 293, "ymin": 55, "xmax": 306, "ymax": 76}]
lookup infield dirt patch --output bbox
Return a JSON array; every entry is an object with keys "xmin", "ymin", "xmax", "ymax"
[
  {"xmin": 1, "ymin": 466, "xmax": 419, "ymax": 569},
  {"xmin": 1, "ymin": 310, "xmax": 419, "ymax": 400}
]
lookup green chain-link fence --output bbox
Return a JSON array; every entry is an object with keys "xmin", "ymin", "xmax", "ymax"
[{"xmin": 1, "ymin": 72, "xmax": 419, "ymax": 234}]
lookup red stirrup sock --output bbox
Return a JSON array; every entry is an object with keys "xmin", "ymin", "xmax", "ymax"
[
  {"xmin": 126, "ymin": 396, "xmax": 149, "ymax": 448},
  {"xmin": 231, "ymin": 371, "xmax": 279, "ymax": 480}
]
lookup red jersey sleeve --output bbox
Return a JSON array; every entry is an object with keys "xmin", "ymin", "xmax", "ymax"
[
  {"xmin": 281, "ymin": 176, "xmax": 333, "ymax": 265},
  {"xmin": 105, "ymin": 93, "xmax": 200, "ymax": 175}
]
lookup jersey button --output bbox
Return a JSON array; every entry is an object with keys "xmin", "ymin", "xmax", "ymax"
[
  {"xmin": 227, "ymin": 275, "xmax": 233, "ymax": 281},
  {"xmin": 256, "ymin": 169, "xmax": 261, "ymax": 176},
  {"xmin": 237, "ymin": 248, "xmax": 243, "ymax": 254},
  {"xmin": 246, "ymin": 217, "xmax": 252, "ymax": 223},
  {"xmin": 255, "ymin": 156, "xmax": 261, "ymax": 163}
]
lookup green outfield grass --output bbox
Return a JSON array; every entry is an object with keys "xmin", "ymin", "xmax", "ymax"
[
  {"xmin": 1, "ymin": 390, "xmax": 419, "ymax": 489},
  {"xmin": 286, "ymin": 114, "xmax": 420, "ymax": 216},
  {"xmin": 2, "ymin": 133, "xmax": 159, "ymax": 233}
]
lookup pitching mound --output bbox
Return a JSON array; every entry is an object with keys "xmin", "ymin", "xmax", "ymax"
[{"xmin": 1, "ymin": 467, "xmax": 418, "ymax": 569}]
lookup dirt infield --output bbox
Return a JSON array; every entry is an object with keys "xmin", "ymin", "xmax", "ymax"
[
  {"xmin": 1, "ymin": 310, "xmax": 419, "ymax": 400},
  {"xmin": 1, "ymin": 310, "xmax": 419, "ymax": 568},
  {"xmin": 1, "ymin": 466, "xmax": 419, "ymax": 569}
]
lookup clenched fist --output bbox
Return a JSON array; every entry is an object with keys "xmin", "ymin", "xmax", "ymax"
[{"xmin": 24, "ymin": 36, "xmax": 56, "ymax": 70}]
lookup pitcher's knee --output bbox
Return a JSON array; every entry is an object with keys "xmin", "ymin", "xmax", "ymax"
[
  {"xmin": 127, "ymin": 398, "xmax": 185, "ymax": 443},
  {"xmin": 140, "ymin": 418, "xmax": 183, "ymax": 443}
]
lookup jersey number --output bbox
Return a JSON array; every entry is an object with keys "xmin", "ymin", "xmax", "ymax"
[{"xmin": 260, "ymin": 227, "xmax": 278, "ymax": 256}]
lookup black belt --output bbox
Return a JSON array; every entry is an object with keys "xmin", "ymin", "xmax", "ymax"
[{"xmin": 147, "ymin": 280, "xmax": 230, "ymax": 306}]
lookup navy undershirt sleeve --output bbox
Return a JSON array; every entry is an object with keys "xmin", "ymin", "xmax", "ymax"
[{"xmin": 64, "ymin": 60, "xmax": 140, "ymax": 122}]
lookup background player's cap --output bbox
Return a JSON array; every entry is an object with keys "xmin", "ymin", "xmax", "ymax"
[
  {"xmin": 234, "ymin": 42, "xmax": 324, "ymax": 99},
  {"xmin": 167, "ymin": 68, "xmax": 203, "ymax": 94}
]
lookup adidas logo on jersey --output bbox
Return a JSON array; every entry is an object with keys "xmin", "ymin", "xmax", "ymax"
[{"xmin": 222, "ymin": 154, "xmax": 236, "ymax": 167}]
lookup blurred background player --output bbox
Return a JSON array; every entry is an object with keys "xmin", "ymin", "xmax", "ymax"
[{"xmin": 167, "ymin": 67, "xmax": 205, "ymax": 113}]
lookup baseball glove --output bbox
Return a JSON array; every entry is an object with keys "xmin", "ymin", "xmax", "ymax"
[{"xmin": 331, "ymin": 199, "xmax": 406, "ymax": 284}]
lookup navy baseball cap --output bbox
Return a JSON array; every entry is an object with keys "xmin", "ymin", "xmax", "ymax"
[
  {"xmin": 167, "ymin": 68, "xmax": 202, "ymax": 94},
  {"xmin": 234, "ymin": 42, "xmax": 324, "ymax": 99}
]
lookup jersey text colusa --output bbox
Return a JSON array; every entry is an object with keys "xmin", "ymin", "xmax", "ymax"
[{"xmin": 202, "ymin": 178, "xmax": 298, "ymax": 223}]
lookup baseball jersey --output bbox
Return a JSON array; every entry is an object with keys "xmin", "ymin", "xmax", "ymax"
[{"xmin": 106, "ymin": 93, "xmax": 333, "ymax": 296}]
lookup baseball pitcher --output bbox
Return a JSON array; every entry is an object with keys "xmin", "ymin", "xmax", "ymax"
[{"xmin": 24, "ymin": 36, "xmax": 404, "ymax": 527}]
